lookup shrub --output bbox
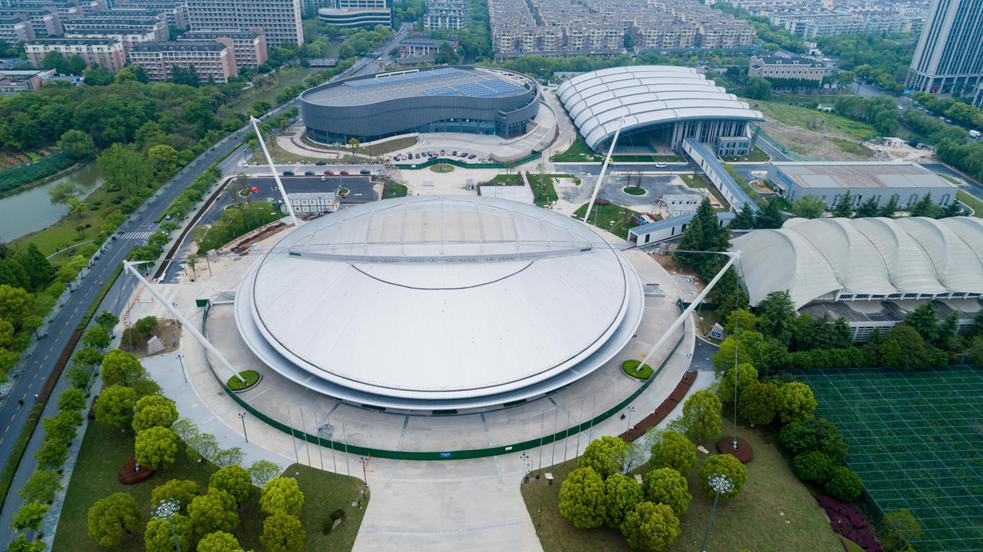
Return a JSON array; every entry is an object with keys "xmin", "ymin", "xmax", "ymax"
[
  {"xmin": 793, "ymin": 451, "xmax": 834, "ymax": 483},
  {"xmin": 825, "ymin": 467, "xmax": 863, "ymax": 502},
  {"xmin": 579, "ymin": 436, "xmax": 628, "ymax": 478},
  {"xmin": 620, "ymin": 502, "xmax": 680, "ymax": 552},
  {"xmin": 558, "ymin": 467, "xmax": 606, "ymax": 529},
  {"xmin": 698, "ymin": 454, "xmax": 747, "ymax": 499},
  {"xmin": 739, "ymin": 381, "xmax": 781, "ymax": 426},
  {"xmin": 642, "ymin": 467, "xmax": 691, "ymax": 517},
  {"xmin": 602, "ymin": 473, "xmax": 643, "ymax": 529},
  {"xmin": 780, "ymin": 417, "xmax": 848, "ymax": 462},
  {"xmin": 649, "ymin": 431, "xmax": 697, "ymax": 475}
]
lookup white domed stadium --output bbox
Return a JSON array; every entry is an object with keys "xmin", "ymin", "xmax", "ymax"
[{"xmin": 234, "ymin": 196, "xmax": 644, "ymax": 411}]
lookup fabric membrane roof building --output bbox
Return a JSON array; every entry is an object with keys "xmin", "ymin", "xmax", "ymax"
[
  {"xmin": 731, "ymin": 217, "xmax": 983, "ymax": 309},
  {"xmin": 234, "ymin": 196, "xmax": 644, "ymax": 410},
  {"xmin": 556, "ymin": 65, "xmax": 764, "ymax": 151}
]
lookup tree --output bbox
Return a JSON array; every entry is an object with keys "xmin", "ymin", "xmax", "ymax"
[
  {"xmin": 197, "ymin": 531, "xmax": 245, "ymax": 552},
  {"xmin": 94, "ymin": 385, "xmax": 135, "ymax": 430},
  {"xmin": 880, "ymin": 510, "xmax": 922, "ymax": 552},
  {"xmin": 101, "ymin": 349, "xmax": 147, "ymax": 387},
  {"xmin": 136, "ymin": 316, "xmax": 159, "ymax": 336},
  {"xmin": 855, "ymin": 196, "xmax": 880, "ymax": 218},
  {"xmin": 170, "ymin": 64, "xmax": 200, "ymax": 86},
  {"xmin": 754, "ymin": 197, "xmax": 785, "ymax": 229},
  {"xmin": 602, "ymin": 473, "xmax": 644, "ymax": 529},
  {"xmin": 41, "ymin": 50, "xmax": 69, "ymax": 74},
  {"xmin": 6, "ymin": 534, "xmax": 45, "ymax": 552},
  {"xmin": 67, "ymin": 198, "xmax": 88, "ymax": 219},
  {"xmin": 114, "ymin": 64, "xmax": 150, "ymax": 84},
  {"xmin": 95, "ymin": 311, "xmax": 119, "ymax": 332},
  {"xmin": 42, "ymin": 410, "xmax": 82, "ymax": 445},
  {"xmin": 260, "ymin": 513, "xmax": 305, "ymax": 552},
  {"xmin": 729, "ymin": 203, "xmax": 756, "ymax": 229},
  {"xmin": 11, "ymin": 501, "xmax": 49, "ymax": 532},
  {"xmin": 81, "ymin": 326, "xmax": 110, "ymax": 350},
  {"xmin": 579, "ymin": 436, "xmax": 628, "ymax": 478},
  {"xmin": 189, "ymin": 489, "xmax": 239, "ymax": 537},
  {"xmin": 908, "ymin": 193, "xmax": 937, "ymax": 217},
  {"xmin": 718, "ymin": 363, "xmax": 758, "ymax": 407},
  {"xmin": 210, "ymin": 465, "xmax": 255, "ymax": 506},
  {"xmin": 903, "ymin": 303, "xmax": 939, "ymax": 343},
  {"xmin": 877, "ymin": 324, "xmax": 935, "ymax": 370},
  {"xmin": 648, "ymin": 431, "xmax": 696, "ymax": 475},
  {"xmin": 21, "ymin": 315, "xmax": 42, "ymax": 339},
  {"xmin": 780, "ymin": 417, "xmax": 848, "ymax": 462},
  {"xmin": 148, "ymin": 145, "xmax": 180, "ymax": 178},
  {"xmin": 755, "ymin": 290, "xmax": 797, "ymax": 346},
  {"xmin": 824, "ymin": 467, "xmax": 863, "ymax": 501},
  {"xmin": 832, "ymin": 191, "xmax": 854, "ymax": 217},
  {"xmin": 879, "ymin": 195, "xmax": 900, "ymax": 217},
  {"xmin": 260, "ymin": 477, "xmax": 304, "ymax": 516},
  {"xmin": 739, "ymin": 381, "xmax": 782, "ymax": 426},
  {"xmin": 72, "ymin": 347, "xmax": 103, "ymax": 369},
  {"xmin": 34, "ymin": 438, "xmax": 69, "ymax": 470},
  {"xmin": 98, "ymin": 143, "xmax": 152, "ymax": 196},
  {"xmin": 151, "ymin": 479, "xmax": 201, "ymax": 512},
  {"xmin": 680, "ymin": 390, "xmax": 722, "ymax": 441},
  {"xmin": 87, "ymin": 492, "xmax": 143, "ymax": 547},
  {"xmin": 435, "ymin": 42, "xmax": 457, "ymax": 64},
  {"xmin": 348, "ymin": 137, "xmax": 360, "ymax": 157},
  {"xmin": 620, "ymin": 502, "xmax": 681, "ymax": 552},
  {"xmin": 0, "ymin": 319, "xmax": 13, "ymax": 349},
  {"xmin": 0, "ymin": 285, "xmax": 34, "ymax": 323},
  {"xmin": 698, "ymin": 454, "xmax": 747, "ymax": 499},
  {"xmin": 792, "ymin": 195, "xmax": 825, "ymax": 219},
  {"xmin": 558, "ymin": 467, "xmax": 606, "ymax": 529},
  {"xmin": 744, "ymin": 76, "xmax": 772, "ymax": 100},
  {"xmin": 136, "ymin": 426, "xmax": 178, "ymax": 470},
  {"xmin": 57, "ymin": 129, "xmax": 96, "ymax": 160},
  {"xmin": 779, "ymin": 382, "xmax": 817, "ymax": 424},
  {"xmin": 793, "ymin": 450, "xmax": 834, "ymax": 483},
  {"xmin": 144, "ymin": 513, "xmax": 192, "ymax": 552},
  {"xmin": 248, "ymin": 460, "xmax": 282, "ymax": 487},
  {"xmin": 83, "ymin": 65, "xmax": 114, "ymax": 85},
  {"xmin": 20, "ymin": 245, "xmax": 52, "ymax": 287},
  {"xmin": 642, "ymin": 468, "xmax": 691, "ymax": 517},
  {"xmin": 19, "ymin": 469, "xmax": 63, "ymax": 504},
  {"xmin": 134, "ymin": 395, "xmax": 178, "ymax": 432}
]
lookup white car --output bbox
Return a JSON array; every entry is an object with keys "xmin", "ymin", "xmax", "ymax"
[{"xmin": 655, "ymin": 163, "xmax": 668, "ymax": 168}]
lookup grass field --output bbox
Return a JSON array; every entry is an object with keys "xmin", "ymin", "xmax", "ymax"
[
  {"xmin": 230, "ymin": 66, "xmax": 319, "ymax": 114},
  {"xmin": 53, "ymin": 418, "xmax": 366, "ymax": 552},
  {"xmin": 572, "ymin": 203, "xmax": 641, "ymax": 239},
  {"xmin": 521, "ymin": 418, "xmax": 842, "ymax": 552},
  {"xmin": 678, "ymin": 174, "xmax": 730, "ymax": 211},
  {"xmin": 751, "ymin": 101, "xmax": 880, "ymax": 142},
  {"xmin": 830, "ymin": 138, "xmax": 876, "ymax": 158},
  {"xmin": 956, "ymin": 190, "xmax": 983, "ymax": 218},
  {"xmin": 12, "ymin": 180, "xmax": 121, "ymax": 261},
  {"xmin": 527, "ymin": 173, "xmax": 564, "ymax": 206},
  {"xmin": 551, "ymin": 138, "xmax": 679, "ymax": 163},
  {"xmin": 300, "ymin": 135, "xmax": 418, "ymax": 158},
  {"xmin": 721, "ymin": 145, "xmax": 771, "ymax": 163}
]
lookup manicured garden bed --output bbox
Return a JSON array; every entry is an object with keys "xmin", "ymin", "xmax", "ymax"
[
  {"xmin": 623, "ymin": 187, "xmax": 646, "ymax": 196},
  {"xmin": 716, "ymin": 436, "xmax": 753, "ymax": 463},
  {"xmin": 226, "ymin": 370, "xmax": 261, "ymax": 391},
  {"xmin": 429, "ymin": 164, "xmax": 454, "ymax": 173},
  {"xmin": 621, "ymin": 360, "xmax": 653, "ymax": 380}
]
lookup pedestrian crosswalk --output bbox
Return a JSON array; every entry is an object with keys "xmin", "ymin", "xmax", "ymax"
[{"xmin": 122, "ymin": 231, "xmax": 153, "ymax": 240}]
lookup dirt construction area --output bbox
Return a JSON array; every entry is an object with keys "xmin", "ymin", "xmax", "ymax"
[{"xmin": 760, "ymin": 119, "xmax": 936, "ymax": 163}]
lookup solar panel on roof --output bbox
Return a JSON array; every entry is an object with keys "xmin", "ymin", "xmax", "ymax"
[{"xmin": 344, "ymin": 68, "xmax": 465, "ymax": 89}]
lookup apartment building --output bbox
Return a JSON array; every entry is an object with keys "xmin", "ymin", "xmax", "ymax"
[
  {"xmin": 128, "ymin": 41, "xmax": 236, "ymax": 81},
  {"xmin": 638, "ymin": 24, "xmax": 697, "ymax": 50},
  {"xmin": 111, "ymin": 0, "xmax": 189, "ymax": 28},
  {"xmin": 63, "ymin": 27, "xmax": 161, "ymax": 47},
  {"xmin": 3, "ymin": 0, "xmax": 105, "ymax": 16},
  {"xmin": 0, "ymin": 7, "xmax": 63, "ymax": 36},
  {"xmin": 0, "ymin": 15, "xmax": 33, "ymax": 42},
  {"xmin": 186, "ymin": 0, "xmax": 302, "ymax": 47},
  {"xmin": 907, "ymin": 0, "xmax": 983, "ymax": 95},
  {"xmin": 317, "ymin": 0, "xmax": 390, "ymax": 28},
  {"xmin": 178, "ymin": 28, "xmax": 266, "ymax": 68},
  {"xmin": 25, "ymin": 37, "xmax": 125, "ymax": 71},
  {"xmin": 424, "ymin": 0, "xmax": 467, "ymax": 30},
  {"xmin": 63, "ymin": 16, "xmax": 168, "ymax": 40},
  {"xmin": 749, "ymin": 55, "xmax": 826, "ymax": 82}
]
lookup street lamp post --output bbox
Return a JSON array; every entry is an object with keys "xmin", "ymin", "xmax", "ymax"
[
  {"xmin": 152, "ymin": 499, "xmax": 182, "ymax": 552},
  {"xmin": 626, "ymin": 406, "xmax": 636, "ymax": 434},
  {"xmin": 519, "ymin": 452, "xmax": 530, "ymax": 481},
  {"xmin": 700, "ymin": 474, "xmax": 734, "ymax": 552},
  {"xmin": 238, "ymin": 413, "xmax": 248, "ymax": 443}
]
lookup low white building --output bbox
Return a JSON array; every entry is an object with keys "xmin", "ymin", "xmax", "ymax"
[
  {"xmin": 662, "ymin": 193, "xmax": 703, "ymax": 217},
  {"xmin": 628, "ymin": 211, "xmax": 735, "ymax": 245},
  {"xmin": 769, "ymin": 162, "xmax": 957, "ymax": 209},
  {"xmin": 287, "ymin": 192, "xmax": 339, "ymax": 214}
]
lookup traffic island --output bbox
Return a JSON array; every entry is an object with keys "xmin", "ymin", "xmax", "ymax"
[
  {"xmin": 623, "ymin": 187, "xmax": 647, "ymax": 196},
  {"xmin": 621, "ymin": 359, "xmax": 653, "ymax": 380}
]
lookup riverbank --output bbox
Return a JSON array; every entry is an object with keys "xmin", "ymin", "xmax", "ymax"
[{"xmin": 0, "ymin": 158, "xmax": 88, "ymax": 200}]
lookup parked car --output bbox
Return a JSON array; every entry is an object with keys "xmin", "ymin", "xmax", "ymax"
[
  {"xmin": 315, "ymin": 161, "xmax": 326, "ymax": 165},
  {"xmin": 283, "ymin": 170, "xmax": 295, "ymax": 176},
  {"xmin": 304, "ymin": 171, "xmax": 315, "ymax": 176},
  {"xmin": 324, "ymin": 170, "xmax": 334, "ymax": 175},
  {"xmin": 655, "ymin": 163, "xmax": 667, "ymax": 168},
  {"xmin": 359, "ymin": 169, "xmax": 371, "ymax": 175},
  {"xmin": 340, "ymin": 170, "xmax": 350, "ymax": 175},
  {"xmin": 468, "ymin": 154, "xmax": 476, "ymax": 159}
]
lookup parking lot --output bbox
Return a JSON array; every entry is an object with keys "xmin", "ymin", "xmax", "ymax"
[{"xmin": 246, "ymin": 176, "xmax": 379, "ymax": 203}]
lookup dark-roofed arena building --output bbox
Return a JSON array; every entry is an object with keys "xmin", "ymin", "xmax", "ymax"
[{"xmin": 299, "ymin": 65, "xmax": 540, "ymax": 144}]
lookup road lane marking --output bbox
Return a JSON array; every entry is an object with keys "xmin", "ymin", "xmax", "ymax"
[
  {"xmin": 27, "ymin": 383, "xmax": 32, "ymax": 390},
  {"xmin": 43, "ymin": 354, "xmax": 49, "ymax": 360}
]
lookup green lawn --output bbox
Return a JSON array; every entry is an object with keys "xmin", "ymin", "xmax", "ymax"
[
  {"xmin": 621, "ymin": 360, "xmax": 653, "ymax": 380},
  {"xmin": 383, "ymin": 182, "xmax": 407, "ymax": 199},
  {"xmin": 550, "ymin": 137, "xmax": 679, "ymax": 163},
  {"xmin": 957, "ymin": 190, "xmax": 983, "ymax": 218},
  {"xmin": 53, "ymin": 418, "xmax": 366, "ymax": 552},
  {"xmin": 526, "ymin": 173, "xmax": 563, "ymax": 206},
  {"xmin": 721, "ymin": 145, "xmax": 771, "ymax": 163},
  {"xmin": 300, "ymin": 135, "xmax": 418, "ymax": 158},
  {"xmin": 830, "ymin": 138, "xmax": 875, "ymax": 158},
  {"xmin": 486, "ymin": 174, "xmax": 523, "ymax": 185},
  {"xmin": 678, "ymin": 174, "xmax": 730, "ymax": 211},
  {"xmin": 572, "ymin": 203, "xmax": 642, "ymax": 240},
  {"xmin": 751, "ymin": 101, "xmax": 880, "ymax": 142},
  {"xmin": 229, "ymin": 66, "xmax": 319, "ymax": 114},
  {"xmin": 12, "ymin": 179, "xmax": 123, "ymax": 261},
  {"xmin": 521, "ymin": 419, "xmax": 842, "ymax": 552}
]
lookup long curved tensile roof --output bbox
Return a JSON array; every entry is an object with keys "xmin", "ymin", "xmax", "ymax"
[
  {"xmin": 556, "ymin": 66, "xmax": 764, "ymax": 151},
  {"xmin": 731, "ymin": 217, "xmax": 983, "ymax": 308}
]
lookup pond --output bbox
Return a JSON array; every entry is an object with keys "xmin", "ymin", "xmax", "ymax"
[{"xmin": 0, "ymin": 163, "xmax": 105, "ymax": 241}]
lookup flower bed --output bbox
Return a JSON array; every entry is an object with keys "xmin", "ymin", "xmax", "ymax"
[
  {"xmin": 816, "ymin": 496, "xmax": 882, "ymax": 552},
  {"xmin": 117, "ymin": 459, "xmax": 154, "ymax": 485},
  {"xmin": 717, "ymin": 436, "xmax": 754, "ymax": 463}
]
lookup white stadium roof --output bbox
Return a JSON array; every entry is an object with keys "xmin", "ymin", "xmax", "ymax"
[
  {"xmin": 234, "ymin": 196, "xmax": 644, "ymax": 410},
  {"xmin": 556, "ymin": 66, "xmax": 764, "ymax": 151},
  {"xmin": 731, "ymin": 217, "xmax": 983, "ymax": 309}
]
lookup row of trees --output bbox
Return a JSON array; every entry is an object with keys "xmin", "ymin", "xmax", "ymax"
[
  {"xmin": 790, "ymin": 190, "xmax": 961, "ymax": 220},
  {"xmin": 910, "ymin": 91, "xmax": 983, "ymax": 131},
  {"xmin": 0, "ymin": 242, "xmax": 61, "ymax": 382}
]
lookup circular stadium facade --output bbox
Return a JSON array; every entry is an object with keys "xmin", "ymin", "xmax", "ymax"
[
  {"xmin": 234, "ymin": 196, "xmax": 644, "ymax": 411},
  {"xmin": 299, "ymin": 66, "xmax": 541, "ymax": 144}
]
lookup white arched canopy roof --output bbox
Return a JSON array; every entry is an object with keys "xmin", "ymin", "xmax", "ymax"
[
  {"xmin": 731, "ymin": 217, "xmax": 983, "ymax": 308},
  {"xmin": 556, "ymin": 65, "xmax": 764, "ymax": 151}
]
